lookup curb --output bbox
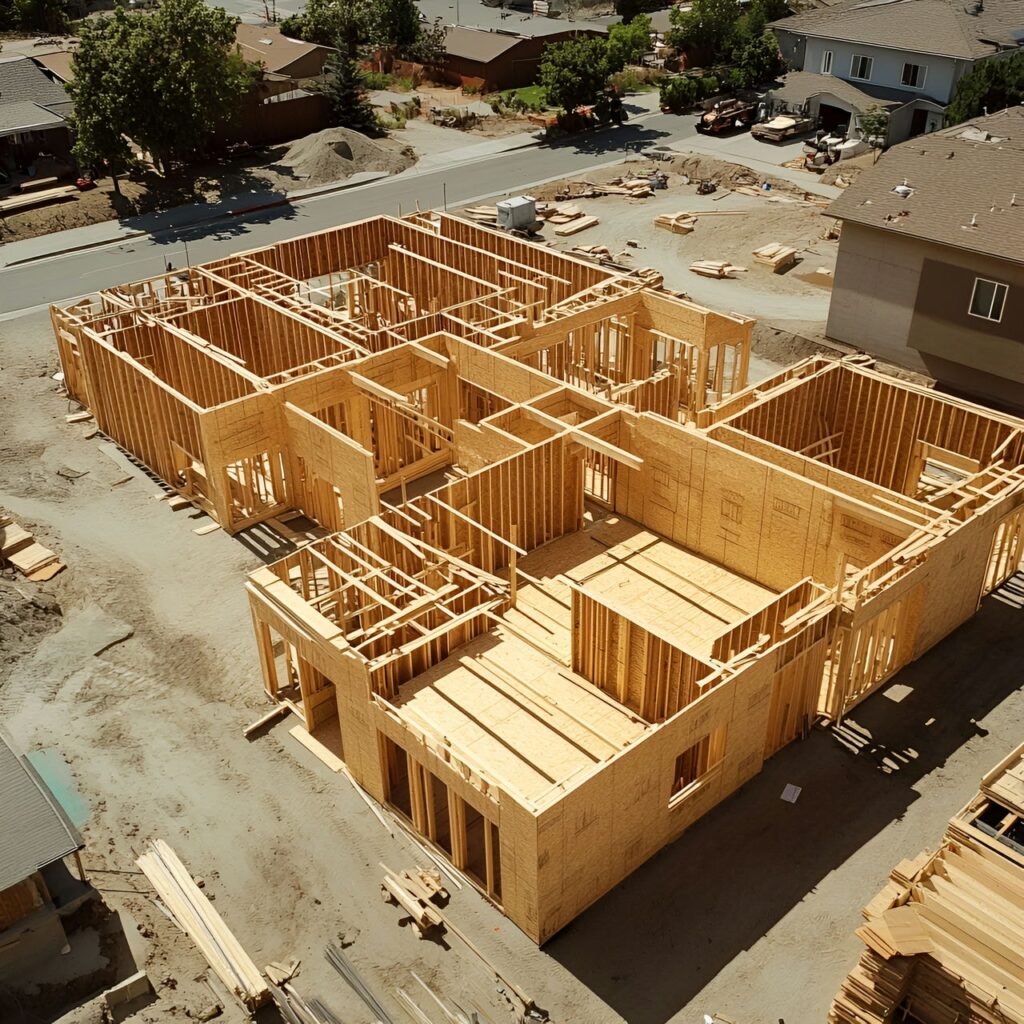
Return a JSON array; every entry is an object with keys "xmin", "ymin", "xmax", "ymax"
[{"xmin": 1, "ymin": 112, "xmax": 663, "ymax": 271}]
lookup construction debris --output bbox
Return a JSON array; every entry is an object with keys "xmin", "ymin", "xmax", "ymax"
[
  {"xmin": 554, "ymin": 173, "xmax": 663, "ymax": 201},
  {"xmin": 752, "ymin": 243, "xmax": 799, "ymax": 273},
  {"xmin": 380, "ymin": 864, "xmax": 448, "ymax": 938},
  {"xmin": 136, "ymin": 839, "xmax": 269, "ymax": 1012},
  {"xmin": 325, "ymin": 941, "xmax": 395, "ymax": 1024},
  {"xmin": 1, "ymin": 510, "xmax": 65, "ymax": 581}
]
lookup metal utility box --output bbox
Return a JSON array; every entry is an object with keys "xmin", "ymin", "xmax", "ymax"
[{"xmin": 496, "ymin": 196, "xmax": 540, "ymax": 233}]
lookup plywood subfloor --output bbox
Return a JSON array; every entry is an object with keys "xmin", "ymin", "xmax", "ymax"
[
  {"xmin": 393, "ymin": 626, "xmax": 646, "ymax": 805},
  {"xmin": 510, "ymin": 512, "xmax": 777, "ymax": 658}
]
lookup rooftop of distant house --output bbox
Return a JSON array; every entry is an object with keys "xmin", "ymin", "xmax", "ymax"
[
  {"xmin": 0, "ymin": 731, "xmax": 83, "ymax": 891},
  {"xmin": 770, "ymin": 0, "xmax": 1024, "ymax": 60},
  {"xmin": 825, "ymin": 106, "xmax": 1024, "ymax": 264},
  {"xmin": 234, "ymin": 23, "xmax": 335, "ymax": 76}
]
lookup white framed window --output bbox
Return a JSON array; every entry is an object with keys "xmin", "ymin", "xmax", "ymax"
[
  {"xmin": 821, "ymin": 49, "xmax": 833, "ymax": 75},
  {"xmin": 901, "ymin": 62, "xmax": 927, "ymax": 88},
  {"xmin": 968, "ymin": 278, "xmax": 1008, "ymax": 322},
  {"xmin": 850, "ymin": 54, "xmax": 873, "ymax": 80}
]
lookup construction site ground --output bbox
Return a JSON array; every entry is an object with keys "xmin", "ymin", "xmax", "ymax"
[
  {"xmin": 3, "ymin": 307, "xmax": 1024, "ymax": 1024},
  {"xmin": 523, "ymin": 152, "xmax": 843, "ymax": 342}
]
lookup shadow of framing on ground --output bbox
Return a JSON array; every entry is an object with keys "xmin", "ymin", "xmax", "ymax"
[{"xmin": 546, "ymin": 574, "xmax": 1024, "ymax": 1024}]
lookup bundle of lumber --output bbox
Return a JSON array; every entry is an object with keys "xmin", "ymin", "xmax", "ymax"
[
  {"xmin": 752, "ymin": 242, "xmax": 799, "ymax": 273},
  {"xmin": 654, "ymin": 212, "xmax": 697, "ymax": 234},
  {"xmin": 137, "ymin": 840, "xmax": 269, "ymax": 1011},
  {"xmin": 830, "ymin": 744, "xmax": 1024, "ymax": 1024},
  {"xmin": 690, "ymin": 260, "xmax": 746, "ymax": 279},
  {"xmin": 380, "ymin": 863, "xmax": 448, "ymax": 938},
  {"xmin": 0, "ymin": 510, "xmax": 65, "ymax": 581},
  {"xmin": 461, "ymin": 205, "xmax": 498, "ymax": 225},
  {"xmin": 552, "ymin": 214, "xmax": 599, "ymax": 237},
  {"xmin": 554, "ymin": 175, "xmax": 657, "ymax": 201}
]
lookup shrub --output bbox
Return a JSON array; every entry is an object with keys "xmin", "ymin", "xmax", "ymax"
[
  {"xmin": 362, "ymin": 70, "xmax": 392, "ymax": 90},
  {"xmin": 659, "ymin": 75, "xmax": 698, "ymax": 112},
  {"xmin": 699, "ymin": 74, "xmax": 720, "ymax": 99}
]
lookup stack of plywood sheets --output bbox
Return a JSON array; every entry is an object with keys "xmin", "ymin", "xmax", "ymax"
[
  {"xmin": 690, "ymin": 260, "xmax": 746, "ymax": 279},
  {"xmin": 752, "ymin": 243, "xmax": 799, "ymax": 273},
  {"xmin": 830, "ymin": 743, "xmax": 1024, "ymax": 1024}
]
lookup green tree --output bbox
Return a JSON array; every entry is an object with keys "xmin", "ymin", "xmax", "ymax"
[
  {"xmin": 281, "ymin": 0, "xmax": 369, "ymax": 49},
  {"xmin": 667, "ymin": 0, "xmax": 740, "ymax": 63},
  {"xmin": 324, "ymin": 49, "xmax": 378, "ymax": 133},
  {"xmin": 11, "ymin": 0, "xmax": 71, "ymax": 32},
  {"xmin": 126, "ymin": 0, "xmax": 255, "ymax": 171},
  {"xmin": 858, "ymin": 104, "xmax": 889, "ymax": 147},
  {"xmin": 409, "ymin": 16, "xmax": 446, "ymax": 66},
  {"xmin": 946, "ymin": 52, "xmax": 1024, "ymax": 124},
  {"xmin": 68, "ymin": 0, "xmax": 255, "ymax": 176},
  {"xmin": 539, "ymin": 37, "xmax": 610, "ymax": 114},
  {"xmin": 730, "ymin": 29, "xmax": 782, "ymax": 87},
  {"xmin": 68, "ymin": 12, "xmax": 136, "ymax": 194},
  {"xmin": 606, "ymin": 14, "xmax": 651, "ymax": 72},
  {"xmin": 659, "ymin": 75, "xmax": 698, "ymax": 112},
  {"xmin": 742, "ymin": 0, "xmax": 789, "ymax": 38},
  {"xmin": 367, "ymin": 0, "xmax": 420, "ymax": 55}
]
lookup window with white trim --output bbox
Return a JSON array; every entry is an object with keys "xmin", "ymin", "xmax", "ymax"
[
  {"xmin": 901, "ymin": 62, "xmax": 927, "ymax": 88},
  {"xmin": 821, "ymin": 49, "xmax": 833, "ymax": 74},
  {"xmin": 850, "ymin": 54, "xmax": 873, "ymax": 80},
  {"xmin": 968, "ymin": 278, "xmax": 1008, "ymax": 322}
]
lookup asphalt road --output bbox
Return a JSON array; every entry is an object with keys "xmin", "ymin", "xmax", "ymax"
[{"xmin": 1, "ymin": 112, "xmax": 696, "ymax": 316}]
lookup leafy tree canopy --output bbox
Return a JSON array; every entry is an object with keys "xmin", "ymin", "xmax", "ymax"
[
  {"xmin": 947, "ymin": 52, "xmax": 1024, "ymax": 124},
  {"xmin": 539, "ymin": 36, "xmax": 611, "ymax": 113},
  {"xmin": 68, "ymin": 0, "xmax": 256, "ymax": 176},
  {"xmin": 667, "ymin": 0, "xmax": 740, "ymax": 63},
  {"xmin": 606, "ymin": 14, "xmax": 651, "ymax": 72}
]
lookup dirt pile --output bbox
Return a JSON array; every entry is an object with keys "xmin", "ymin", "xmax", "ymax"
[{"xmin": 278, "ymin": 127, "xmax": 416, "ymax": 186}]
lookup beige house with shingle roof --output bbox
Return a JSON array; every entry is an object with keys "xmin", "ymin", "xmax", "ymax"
[
  {"xmin": 824, "ymin": 107, "xmax": 1024, "ymax": 409},
  {"xmin": 770, "ymin": 0, "xmax": 1024, "ymax": 143}
]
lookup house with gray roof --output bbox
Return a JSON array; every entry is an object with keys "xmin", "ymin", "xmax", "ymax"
[
  {"xmin": 0, "ymin": 55, "xmax": 75, "ymax": 180},
  {"xmin": 769, "ymin": 0, "xmax": 1024, "ymax": 143},
  {"xmin": 0, "ymin": 730, "xmax": 88, "ymax": 984},
  {"xmin": 824, "ymin": 106, "xmax": 1024, "ymax": 409}
]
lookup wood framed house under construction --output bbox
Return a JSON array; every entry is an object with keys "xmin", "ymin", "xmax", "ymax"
[{"xmin": 50, "ymin": 214, "xmax": 1024, "ymax": 944}]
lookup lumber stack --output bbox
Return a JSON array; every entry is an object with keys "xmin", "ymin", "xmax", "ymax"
[
  {"xmin": 752, "ymin": 243, "xmax": 799, "ymax": 273},
  {"xmin": 552, "ymin": 214, "xmax": 599, "ymax": 237},
  {"xmin": 0, "ymin": 510, "xmax": 65, "ymax": 581},
  {"xmin": 555, "ymin": 175, "xmax": 657, "ymax": 200},
  {"xmin": 829, "ymin": 744, "xmax": 1024, "ymax": 1023},
  {"xmin": 690, "ymin": 260, "xmax": 746, "ymax": 279},
  {"xmin": 137, "ymin": 839, "xmax": 269, "ymax": 1011},
  {"xmin": 654, "ymin": 212, "xmax": 697, "ymax": 234}
]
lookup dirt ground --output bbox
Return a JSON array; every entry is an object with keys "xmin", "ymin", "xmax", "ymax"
[
  {"xmin": 0, "ymin": 131, "xmax": 417, "ymax": 245},
  {"xmin": 3, "ymin": 308, "xmax": 1024, "ymax": 1024}
]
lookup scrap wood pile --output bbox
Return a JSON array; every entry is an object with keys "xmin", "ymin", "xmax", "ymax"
[
  {"xmin": 0, "ymin": 509, "xmax": 65, "ymax": 581},
  {"xmin": 137, "ymin": 839, "xmax": 270, "ymax": 1012},
  {"xmin": 568, "ymin": 244, "xmax": 664, "ymax": 286},
  {"xmin": 554, "ymin": 171, "xmax": 666, "ymax": 201},
  {"xmin": 380, "ymin": 863, "xmax": 448, "ymax": 937},
  {"xmin": 830, "ymin": 744, "xmax": 1024, "ymax": 1024},
  {"xmin": 459, "ymin": 201, "xmax": 599, "ymax": 235}
]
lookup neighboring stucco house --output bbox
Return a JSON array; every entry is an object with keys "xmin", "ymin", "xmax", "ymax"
[
  {"xmin": 769, "ymin": 0, "xmax": 1024, "ymax": 144},
  {"xmin": 443, "ymin": 26, "xmax": 605, "ymax": 91},
  {"xmin": 824, "ymin": 107, "xmax": 1024, "ymax": 410},
  {"xmin": 0, "ymin": 731, "xmax": 89, "ymax": 984}
]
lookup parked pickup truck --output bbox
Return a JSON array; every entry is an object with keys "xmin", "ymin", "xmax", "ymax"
[
  {"xmin": 695, "ymin": 98, "xmax": 756, "ymax": 135},
  {"xmin": 752, "ymin": 114, "xmax": 815, "ymax": 142}
]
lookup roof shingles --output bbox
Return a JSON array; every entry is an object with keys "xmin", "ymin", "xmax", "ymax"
[{"xmin": 825, "ymin": 107, "xmax": 1024, "ymax": 265}]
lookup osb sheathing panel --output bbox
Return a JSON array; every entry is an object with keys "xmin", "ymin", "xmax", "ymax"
[
  {"xmin": 453, "ymin": 421, "xmax": 528, "ymax": 474},
  {"xmin": 283, "ymin": 403, "xmax": 378, "ymax": 524},
  {"xmin": 532, "ymin": 655, "xmax": 775, "ymax": 942},
  {"xmin": 199, "ymin": 391, "xmax": 282, "ymax": 468},
  {"xmin": 617, "ymin": 415, "xmax": 909, "ymax": 592},
  {"xmin": 443, "ymin": 335, "xmax": 563, "ymax": 404}
]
